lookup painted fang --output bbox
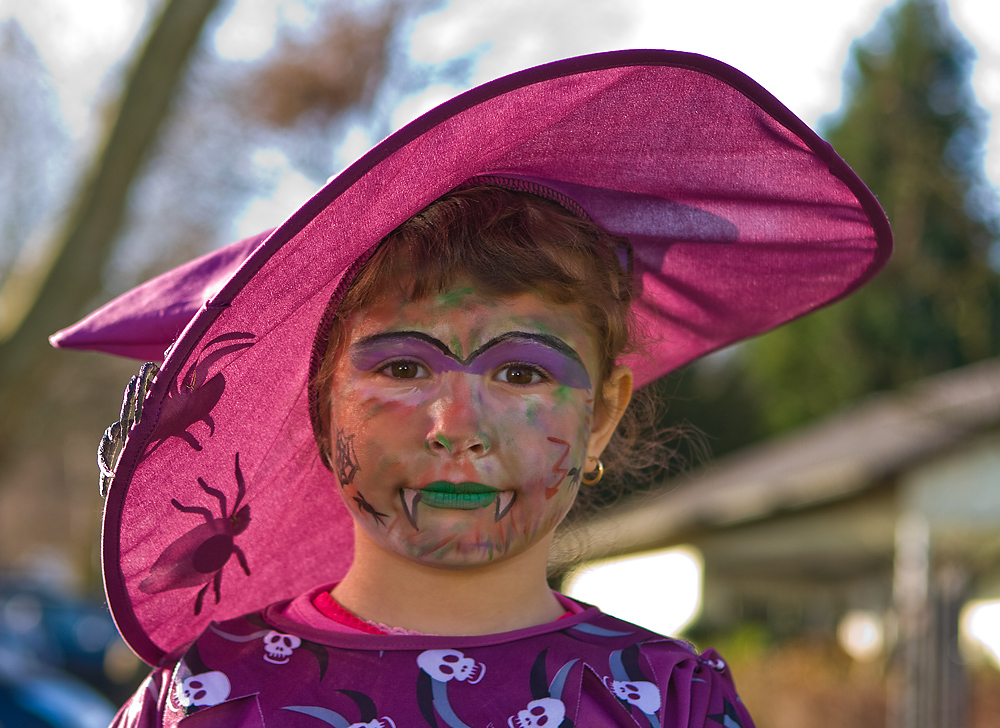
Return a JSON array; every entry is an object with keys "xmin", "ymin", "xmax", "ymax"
[
  {"xmin": 400, "ymin": 489, "xmax": 422, "ymax": 529},
  {"xmin": 396, "ymin": 484, "xmax": 518, "ymax": 531},
  {"xmin": 494, "ymin": 491, "xmax": 516, "ymax": 522}
]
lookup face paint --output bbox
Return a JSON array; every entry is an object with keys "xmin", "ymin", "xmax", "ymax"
[
  {"xmin": 327, "ymin": 281, "xmax": 603, "ymax": 568},
  {"xmin": 545, "ymin": 437, "xmax": 581, "ymax": 500},
  {"xmin": 349, "ymin": 331, "xmax": 591, "ymax": 390},
  {"xmin": 437, "ymin": 286, "xmax": 475, "ymax": 308},
  {"xmin": 334, "ymin": 429, "xmax": 360, "ymax": 486},
  {"xmin": 353, "ymin": 491, "xmax": 388, "ymax": 526},
  {"xmin": 417, "ymin": 481, "xmax": 499, "ymax": 509}
]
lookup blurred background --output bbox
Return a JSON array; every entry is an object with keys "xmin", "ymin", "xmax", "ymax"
[{"xmin": 0, "ymin": 0, "xmax": 998, "ymax": 725}]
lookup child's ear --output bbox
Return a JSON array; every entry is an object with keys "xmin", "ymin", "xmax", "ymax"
[{"xmin": 586, "ymin": 365, "xmax": 633, "ymax": 460}]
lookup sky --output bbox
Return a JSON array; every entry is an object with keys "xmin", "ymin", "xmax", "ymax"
[{"xmin": 1, "ymin": 0, "xmax": 999, "ymax": 237}]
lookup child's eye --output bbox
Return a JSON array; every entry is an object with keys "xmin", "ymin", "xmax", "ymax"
[
  {"xmin": 379, "ymin": 360, "xmax": 428, "ymax": 379},
  {"xmin": 496, "ymin": 364, "xmax": 547, "ymax": 385}
]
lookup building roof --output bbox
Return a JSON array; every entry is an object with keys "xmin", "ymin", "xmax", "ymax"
[{"xmin": 575, "ymin": 357, "xmax": 1000, "ymax": 561}]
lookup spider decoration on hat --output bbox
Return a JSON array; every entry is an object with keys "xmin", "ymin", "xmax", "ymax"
[
  {"xmin": 145, "ymin": 331, "xmax": 256, "ymax": 457},
  {"xmin": 96, "ymin": 332, "xmax": 256, "ymax": 497},
  {"xmin": 139, "ymin": 452, "xmax": 252, "ymax": 615}
]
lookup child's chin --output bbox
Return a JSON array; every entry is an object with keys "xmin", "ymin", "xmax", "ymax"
[{"xmin": 394, "ymin": 532, "xmax": 521, "ymax": 569}]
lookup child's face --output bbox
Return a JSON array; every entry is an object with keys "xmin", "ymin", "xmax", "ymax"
[{"xmin": 326, "ymin": 280, "xmax": 627, "ymax": 569}]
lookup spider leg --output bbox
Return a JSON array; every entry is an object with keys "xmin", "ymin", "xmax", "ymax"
[
  {"xmin": 194, "ymin": 582, "xmax": 210, "ymax": 615},
  {"xmin": 197, "ymin": 336, "xmax": 255, "ymax": 373},
  {"xmin": 232, "ymin": 453, "xmax": 246, "ymax": 512},
  {"xmin": 171, "ymin": 499, "xmax": 213, "ymax": 523},
  {"xmin": 205, "ymin": 331, "xmax": 255, "ymax": 347},
  {"xmin": 233, "ymin": 544, "xmax": 251, "ymax": 576},
  {"xmin": 197, "ymin": 477, "xmax": 227, "ymax": 517},
  {"xmin": 212, "ymin": 570, "xmax": 223, "ymax": 605},
  {"xmin": 143, "ymin": 438, "xmax": 165, "ymax": 459},
  {"xmin": 177, "ymin": 431, "xmax": 204, "ymax": 451}
]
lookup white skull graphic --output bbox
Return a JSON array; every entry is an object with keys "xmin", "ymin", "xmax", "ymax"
[
  {"xmin": 416, "ymin": 649, "xmax": 486, "ymax": 683},
  {"xmin": 604, "ymin": 678, "xmax": 661, "ymax": 714},
  {"xmin": 179, "ymin": 671, "xmax": 231, "ymax": 708},
  {"xmin": 507, "ymin": 697, "xmax": 565, "ymax": 728},
  {"xmin": 262, "ymin": 630, "xmax": 301, "ymax": 664},
  {"xmin": 348, "ymin": 720, "xmax": 396, "ymax": 728}
]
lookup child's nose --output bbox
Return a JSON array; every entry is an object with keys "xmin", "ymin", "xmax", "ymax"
[{"xmin": 425, "ymin": 374, "xmax": 491, "ymax": 457}]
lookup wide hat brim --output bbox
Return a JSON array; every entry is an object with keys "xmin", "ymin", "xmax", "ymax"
[{"xmin": 52, "ymin": 50, "xmax": 890, "ymax": 665}]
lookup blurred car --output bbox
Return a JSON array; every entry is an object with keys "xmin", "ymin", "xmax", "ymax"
[
  {"xmin": 0, "ymin": 650, "xmax": 116, "ymax": 728},
  {"xmin": 1, "ymin": 578, "xmax": 135, "ymax": 725}
]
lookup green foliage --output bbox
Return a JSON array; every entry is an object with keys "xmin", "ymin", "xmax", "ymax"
[
  {"xmin": 656, "ymin": 0, "xmax": 1000, "ymax": 453},
  {"xmin": 742, "ymin": 0, "xmax": 1000, "ymax": 435}
]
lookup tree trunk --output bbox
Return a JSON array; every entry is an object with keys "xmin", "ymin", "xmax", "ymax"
[{"xmin": 0, "ymin": 0, "xmax": 222, "ymax": 461}]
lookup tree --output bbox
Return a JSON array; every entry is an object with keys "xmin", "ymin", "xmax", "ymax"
[
  {"xmin": 669, "ymin": 0, "xmax": 1000, "ymax": 446},
  {"xmin": 0, "ymin": 1, "xmax": 416, "ymax": 586},
  {"xmin": 753, "ymin": 0, "xmax": 1000, "ymax": 432},
  {"xmin": 0, "ymin": 0, "xmax": 414, "ymax": 455},
  {"xmin": 0, "ymin": 0, "xmax": 224, "ymax": 456}
]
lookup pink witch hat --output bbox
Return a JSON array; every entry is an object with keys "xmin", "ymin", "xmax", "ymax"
[{"xmin": 51, "ymin": 50, "xmax": 891, "ymax": 665}]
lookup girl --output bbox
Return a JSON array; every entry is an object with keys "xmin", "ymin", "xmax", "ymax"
[{"xmin": 53, "ymin": 50, "xmax": 891, "ymax": 727}]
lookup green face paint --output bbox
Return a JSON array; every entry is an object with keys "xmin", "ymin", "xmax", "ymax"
[
  {"xmin": 526, "ymin": 400, "xmax": 539, "ymax": 424},
  {"xmin": 553, "ymin": 385, "xmax": 573, "ymax": 404},
  {"xmin": 437, "ymin": 286, "xmax": 475, "ymax": 308},
  {"xmin": 449, "ymin": 334, "xmax": 464, "ymax": 360}
]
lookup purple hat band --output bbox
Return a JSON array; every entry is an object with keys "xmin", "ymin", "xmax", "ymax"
[{"xmin": 51, "ymin": 50, "xmax": 891, "ymax": 665}]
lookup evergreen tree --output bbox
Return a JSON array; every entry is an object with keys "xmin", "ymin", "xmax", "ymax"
[
  {"xmin": 742, "ymin": 0, "xmax": 1000, "ymax": 434},
  {"xmin": 654, "ymin": 0, "xmax": 1000, "ymax": 457}
]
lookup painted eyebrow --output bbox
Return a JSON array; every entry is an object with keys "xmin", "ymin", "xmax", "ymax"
[{"xmin": 353, "ymin": 330, "xmax": 584, "ymax": 366}]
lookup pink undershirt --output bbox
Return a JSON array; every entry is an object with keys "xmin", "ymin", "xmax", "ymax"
[{"xmin": 281, "ymin": 585, "xmax": 584, "ymax": 636}]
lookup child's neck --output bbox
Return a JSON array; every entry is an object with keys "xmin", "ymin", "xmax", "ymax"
[{"xmin": 331, "ymin": 529, "xmax": 564, "ymax": 636}]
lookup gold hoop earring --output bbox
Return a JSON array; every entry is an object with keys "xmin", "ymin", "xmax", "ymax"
[{"xmin": 581, "ymin": 457, "xmax": 604, "ymax": 485}]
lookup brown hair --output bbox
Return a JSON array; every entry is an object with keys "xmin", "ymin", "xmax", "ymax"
[{"xmin": 310, "ymin": 185, "xmax": 679, "ymax": 502}]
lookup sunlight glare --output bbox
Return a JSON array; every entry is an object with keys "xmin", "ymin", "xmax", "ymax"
[
  {"xmin": 566, "ymin": 547, "xmax": 702, "ymax": 636},
  {"xmin": 837, "ymin": 610, "xmax": 884, "ymax": 661},
  {"xmin": 964, "ymin": 600, "xmax": 1000, "ymax": 668}
]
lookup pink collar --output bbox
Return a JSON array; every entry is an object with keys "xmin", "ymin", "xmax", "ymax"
[{"xmin": 306, "ymin": 587, "xmax": 584, "ymax": 636}]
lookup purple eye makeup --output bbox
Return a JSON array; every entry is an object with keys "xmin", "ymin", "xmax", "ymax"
[{"xmin": 350, "ymin": 331, "xmax": 592, "ymax": 390}]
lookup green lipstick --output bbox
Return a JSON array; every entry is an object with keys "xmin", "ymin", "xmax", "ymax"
[{"xmin": 420, "ymin": 481, "xmax": 498, "ymax": 509}]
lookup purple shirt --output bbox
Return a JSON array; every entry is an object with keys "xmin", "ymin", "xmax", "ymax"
[{"xmin": 112, "ymin": 587, "xmax": 754, "ymax": 728}]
